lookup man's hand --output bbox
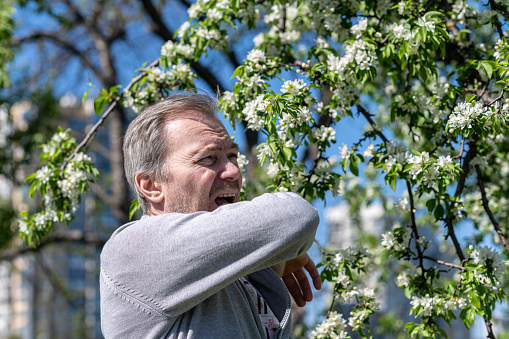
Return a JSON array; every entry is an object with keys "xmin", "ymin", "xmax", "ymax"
[{"xmin": 271, "ymin": 253, "xmax": 321, "ymax": 307}]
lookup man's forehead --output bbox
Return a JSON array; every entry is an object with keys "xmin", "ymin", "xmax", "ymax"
[
  {"xmin": 164, "ymin": 115, "xmax": 237, "ymax": 149},
  {"xmin": 201, "ymin": 140, "xmax": 239, "ymax": 151}
]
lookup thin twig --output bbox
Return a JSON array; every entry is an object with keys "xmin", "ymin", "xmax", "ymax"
[
  {"xmin": 452, "ymin": 137, "xmax": 465, "ymax": 161},
  {"xmin": 486, "ymin": 86, "xmax": 507, "ymax": 107},
  {"xmin": 406, "ymin": 181, "xmax": 425, "ymax": 276},
  {"xmin": 422, "ymin": 255, "xmax": 465, "ymax": 271},
  {"xmin": 356, "ymin": 104, "xmax": 389, "ymax": 143},
  {"xmin": 475, "ymin": 164, "xmax": 509, "ymax": 254},
  {"xmin": 314, "ymin": 239, "xmax": 333, "ymax": 257}
]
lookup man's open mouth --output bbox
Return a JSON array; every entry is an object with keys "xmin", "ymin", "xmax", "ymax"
[{"xmin": 215, "ymin": 193, "xmax": 236, "ymax": 206}]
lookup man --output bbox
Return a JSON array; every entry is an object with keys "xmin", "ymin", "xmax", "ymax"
[{"xmin": 100, "ymin": 93, "xmax": 321, "ymax": 338}]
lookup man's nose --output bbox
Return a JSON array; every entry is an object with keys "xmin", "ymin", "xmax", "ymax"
[{"xmin": 218, "ymin": 157, "xmax": 242, "ymax": 181}]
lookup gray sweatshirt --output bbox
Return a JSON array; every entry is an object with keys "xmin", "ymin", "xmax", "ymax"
[{"xmin": 100, "ymin": 192, "xmax": 319, "ymax": 338}]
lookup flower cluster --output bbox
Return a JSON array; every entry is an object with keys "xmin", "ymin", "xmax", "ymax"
[
  {"xmin": 160, "ymin": 40, "xmax": 194, "ymax": 61},
  {"xmin": 19, "ymin": 129, "xmax": 98, "ymax": 245},
  {"xmin": 471, "ymin": 245, "xmax": 506, "ymax": 281},
  {"xmin": 494, "ymin": 38, "xmax": 509, "ymax": 62},
  {"xmin": 382, "ymin": 139, "xmax": 459, "ymax": 191},
  {"xmin": 381, "ymin": 224, "xmax": 412, "ymax": 252},
  {"xmin": 327, "ymin": 39, "xmax": 377, "ymax": 76},
  {"xmin": 309, "ymin": 311, "xmax": 349, "ymax": 339},
  {"xmin": 448, "ymin": 101, "xmax": 486, "ymax": 131},
  {"xmin": 313, "ymin": 125, "xmax": 336, "ymax": 144},
  {"xmin": 410, "ymin": 294, "xmax": 467, "ymax": 317},
  {"xmin": 448, "ymin": 99, "xmax": 509, "ymax": 137},
  {"xmin": 310, "ymin": 246, "xmax": 377, "ymax": 338},
  {"xmin": 242, "ymin": 95, "xmax": 271, "ymax": 131},
  {"xmin": 122, "ymin": 64, "xmax": 197, "ymax": 113},
  {"xmin": 387, "ymin": 23, "xmax": 414, "ymax": 41}
]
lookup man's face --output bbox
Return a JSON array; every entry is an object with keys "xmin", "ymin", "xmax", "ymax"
[{"xmin": 160, "ymin": 114, "xmax": 242, "ymax": 213}]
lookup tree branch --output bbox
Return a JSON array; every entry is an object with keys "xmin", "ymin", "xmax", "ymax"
[
  {"xmin": 484, "ymin": 315, "xmax": 496, "ymax": 339},
  {"xmin": 14, "ymin": 32, "xmax": 102, "ymax": 80},
  {"xmin": 444, "ymin": 217, "xmax": 466, "ymax": 262},
  {"xmin": 356, "ymin": 104, "xmax": 389, "ymax": 143},
  {"xmin": 0, "ymin": 230, "xmax": 106, "ymax": 261},
  {"xmin": 455, "ymin": 136, "xmax": 477, "ymax": 197},
  {"xmin": 140, "ymin": 0, "xmax": 174, "ymax": 41},
  {"xmin": 422, "ymin": 255, "xmax": 465, "ymax": 271},
  {"xmin": 407, "ymin": 181, "xmax": 426, "ymax": 275},
  {"xmin": 475, "ymin": 164, "xmax": 509, "ymax": 254}
]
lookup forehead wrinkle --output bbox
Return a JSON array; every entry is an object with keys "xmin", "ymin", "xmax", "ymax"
[{"xmin": 199, "ymin": 139, "xmax": 238, "ymax": 154}]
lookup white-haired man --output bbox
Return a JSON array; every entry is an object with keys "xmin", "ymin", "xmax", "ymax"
[{"xmin": 100, "ymin": 93, "xmax": 321, "ymax": 338}]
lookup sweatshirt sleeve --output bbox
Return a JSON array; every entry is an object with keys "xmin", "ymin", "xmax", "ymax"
[{"xmin": 100, "ymin": 192, "xmax": 319, "ymax": 317}]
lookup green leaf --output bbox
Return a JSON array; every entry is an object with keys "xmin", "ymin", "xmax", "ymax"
[
  {"xmin": 389, "ymin": 175, "xmax": 397, "ymax": 191},
  {"xmin": 403, "ymin": 163, "xmax": 414, "ymax": 172},
  {"xmin": 282, "ymin": 147, "xmax": 293, "ymax": 161},
  {"xmin": 129, "ymin": 199, "xmax": 140, "ymax": 220},
  {"xmin": 420, "ymin": 26, "xmax": 427, "ymax": 42},
  {"xmin": 426, "ymin": 199, "xmax": 436, "ymax": 212},
  {"xmin": 25, "ymin": 173, "xmax": 37, "ymax": 181},
  {"xmin": 480, "ymin": 60, "xmax": 494, "ymax": 79},
  {"xmin": 231, "ymin": 66, "xmax": 243, "ymax": 80},
  {"xmin": 465, "ymin": 94, "xmax": 476, "ymax": 103},
  {"xmin": 434, "ymin": 203, "xmax": 444, "ymax": 219},
  {"xmin": 94, "ymin": 95, "xmax": 109, "ymax": 115},
  {"xmin": 349, "ymin": 159, "xmax": 359, "ymax": 176},
  {"xmin": 82, "ymin": 89, "xmax": 91, "ymax": 106}
]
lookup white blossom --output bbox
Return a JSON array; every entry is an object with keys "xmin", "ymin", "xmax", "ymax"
[
  {"xmin": 207, "ymin": 8, "xmax": 223, "ymax": 21},
  {"xmin": 246, "ymin": 49, "xmax": 266, "ymax": 64},
  {"xmin": 313, "ymin": 126, "xmax": 336, "ymax": 143},
  {"xmin": 348, "ymin": 309, "xmax": 370, "ymax": 330},
  {"xmin": 396, "ymin": 273, "xmax": 411, "ymax": 288},
  {"xmin": 242, "ymin": 95, "xmax": 269, "ymax": 131},
  {"xmin": 351, "ymin": 18, "xmax": 367, "ymax": 37},
  {"xmin": 384, "ymin": 155, "xmax": 396, "ymax": 171},
  {"xmin": 436, "ymin": 155, "xmax": 452, "ymax": 167},
  {"xmin": 309, "ymin": 311, "xmax": 348, "ymax": 339},
  {"xmin": 332, "ymin": 269, "xmax": 351, "ymax": 286},
  {"xmin": 177, "ymin": 21, "xmax": 190, "ymax": 39},
  {"xmin": 388, "ymin": 23, "xmax": 414, "ymax": 40},
  {"xmin": 237, "ymin": 153, "xmax": 249, "ymax": 172},
  {"xmin": 471, "ymin": 245, "xmax": 505, "ymax": 280},
  {"xmin": 448, "ymin": 102, "xmax": 487, "ymax": 131},
  {"xmin": 363, "ymin": 143, "xmax": 375, "ymax": 157},
  {"xmin": 410, "ymin": 294, "xmax": 441, "ymax": 316},
  {"xmin": 266, "ymin": 161, "xmax": 279, "ymax": 177},
  {"xmin": 281, "ymin": 79, "xmax": 306, "ymax": 96},
  {"xmin": 18, "ymin": 220, "xmax": 29, "ymax": 235},
  {"xmin": 417, "ymin": 17, "xmax": 436, "ymax": 32},
  {"xmin": 52, "ymin": 131, "xmax": 68, "ymax": 143},
  {"xmin": 339, "ymin": 143, "xmax": 350, "ymax": 159},
  {"xmin": 36, "ymin": 166, "xmax": 53, "ymax": 184}
]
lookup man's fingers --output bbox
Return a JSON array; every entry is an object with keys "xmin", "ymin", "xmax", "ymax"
[
  {"xmin": 304, "ymin": 259, "xmax": 322, "ymax": 290},
  {"xmin": 293, "ymin": 269, "xmax": 313, "ymax": 302},
  {"xmin": 280, "ymin": 252, "xmax": 322, "ymax": 307},
  {"xmin": 282, "ymin": 274, "xmax": 306, "ymax": 307}
]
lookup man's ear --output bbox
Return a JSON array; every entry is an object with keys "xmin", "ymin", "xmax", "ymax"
[{"xmin": 135, "ymin": 172, "xmax": 164, "ymax": 204}]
